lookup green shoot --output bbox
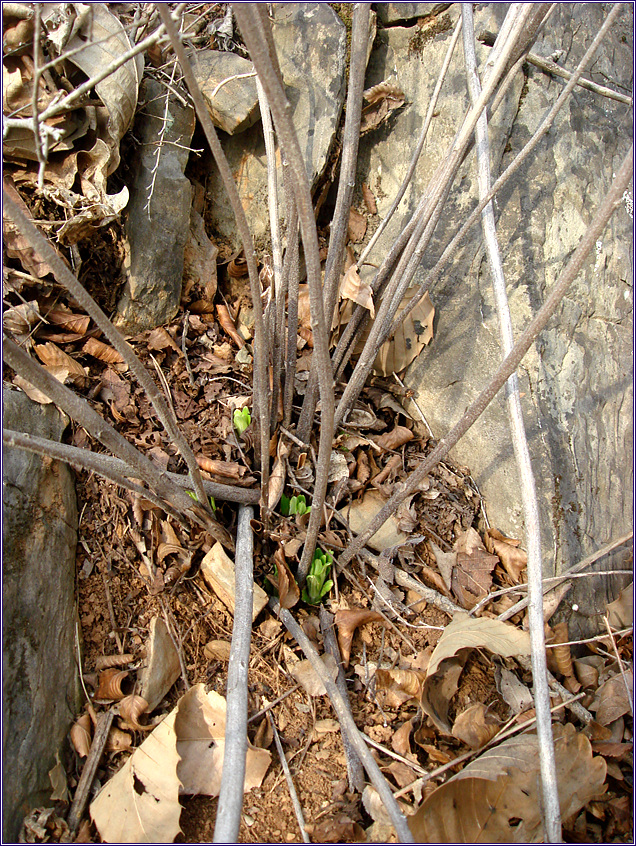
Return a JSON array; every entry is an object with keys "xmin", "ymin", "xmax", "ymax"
[
  {"xmin": 233, "ymin": 406, "xmax": 251, "ymax": 436},
  {"xmin": 186, "ymin": 490, "xmax": 216, "ymax": 511},
  {"xmin": 280, "ymin": 493, "xmax": 311, "ymax": 517},
  {"xmin": 302, "ymin": 548, "xmax": 333, "ymax": 605}
]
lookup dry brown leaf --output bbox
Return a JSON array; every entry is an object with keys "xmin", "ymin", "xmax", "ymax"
[
  {"xmin": 94, "ymin": 653, "xmax": 134, "ymax": 670},
  {"xmin": 90, "ymin": 700, "xmax": 181, "ymax": 843},
  {"xmin": 548, "ymin": 621, "xmax": 580, "ymax": 691},
  {"xmin": 451, "ymin": 703, "xmax": 501, "ymax": 749},
  {"xmin": 12, "ymin": 374, "xmax": 54, "ymax": 404},
  {"xmin": 485, "ymin": 528, "xmax": 528, "ymax": 582},
  {"xmin": 334, "ymin": 608, "xmax": 385, "ymax": 668},
  {"xmin": 340, "ymin": 263, "xmax": 375, "ymax": 317},
  {"xmin": 347, "ymin": 207, "xmax": 367, "ymax": 243},
  {"xmin": 409, "ymin": 723, "xmax": 607, "ymax": 842},
  {"xmin": 3, "ymin": 176, "xmax": 55, "ymax": 278},
  {"xmin": 3, "ymin": 301, "xmax": 43, "ymax": 341},
  {"xmin": 106, "ymin": 727, "xmax": 133, "ymax": 754},
  {"xmin": 362, "ymin": 182, "xmax": 377, "ymax": 214},
  {"xmin": 375, "ymin": 668, "xmax": 425, "ymax": 707},
  {"xmin": 365, "ymin": 289, "xmax": 434, "ymax": 376},
  {"xmin": 175, "ymin": 684, "xmax": 271, "ymax": 796},
  {"xmin": 46, "ymin": 308, "xmax": 91, "ymax": 335},
  {"xmin": 82, "ymin": 337, "xmax": 128, "ymax": 372},
  {"xmin": 204, "ymin": 640, "xmax": 232, "ymax": 662},
  {"xmin": 201, "ymin": 542, "xmax": 269, "ymax": 620},
  {"xmin": 361, "ymin": 81, "xmax": 405, "ymax": 134},
  {"xmin": 34, "ymin": 342, "xmax": 88, "ymax": 387},
  {"xmin": 70, "ymin": 713, "xmax": 92, "ymax": 758},
  {"xmin": 429, "ymin": 541, "xmax": 456, "ymax": 590},
  {"xmin": 421, "ymin": 613, "xmax": 531, "ymax": 733},
  {"xmin": 147, "ymin": 326, "xmax": 181, "ymax": 353},
  {"xmin": 495, "ymin": 665, "xmax": 534, "ymax": 714},
  {"xmin": 196, "ymin": 455, "xmax": 247, "ymax": 480},
  {"xmin": 95, "ymin": 669, "xmax": 132, "ymax": 702},
  {"xmin": 216, "ymin": 303, "xmax": 245, "ymax": 347},
  {"xmin": 118, "ymin": 694, "xmax": 152, "ymax": 732},
  {"xmin": 271, "ymin": 544, "xmax": 300, "ymax": 609},
  {"xmin": 291, "ymin": 654, "xmax": 338, "ymax": 697},
  {"xmin": 309, "ymin": 813, "xmax": 367, "ymax": 843},
  {"xmin": 606, "ymin": 582, "xmax": 633, "ymax": 629},
  {"xmin": 266, "ymin": 440, "xmax": 289, "ymax": 510},
  {"xmin": 373, "ymin": 425, "xmax": 414, "ymax": 451},
  {"xmin": 595, "ymin": 671, "xmax": 633, "ymax": 726},
  {"xmin": 452, "ymin": 528, "xmax": 498, "ymax": 608}
]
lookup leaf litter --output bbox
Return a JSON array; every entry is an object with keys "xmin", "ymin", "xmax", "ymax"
[{"xmin": 2, "ymin": 5, "xmax": 633, "ymax": 844}]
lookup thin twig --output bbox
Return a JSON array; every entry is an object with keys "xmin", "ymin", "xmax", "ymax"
[
  {"xmin": 268, "ymin": 712, "xmax": 311, "ymax": 843},
  {"xmin": 247, "ymin": 683, "xmax": 301, "ymax": 724},
  {"xmin": 463, "ymin": 5, "xmax": 559, "ymax": 840},
  {"xmin": 272, "ymin": 599, "xmax": 414, "ymax": 843},
  {"xmin": 338, "ymin": 145, "xmax": 632, "ymax": 568},
  {"xmin": 214, "ymin": 505, "xmax": 254, "ymax": 843},
  {"xmin": 67, "ymin": 709, "xmax": 115, "ymax": 834}
]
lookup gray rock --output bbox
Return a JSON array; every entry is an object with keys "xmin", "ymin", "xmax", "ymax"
[
  {"xmin": 374, "ymin": 3, "xmax": 451, "ymax": 26},
  {"xmin": 2, "ymin": 389, "xmax": 80, "ymax": 842},
  {"xmin": 115, "ymin": 78, "xmax": 195, "ymax": 333},
  {"xmin": 357, "ymin": 5, "xmax": 632, "ymax": 636},
  {"xmin": 207, "ymin": 3, "xmax": 347, "ymax": 248},
  {"xmin": 193, "ymin": 50, "xmax": 260, "ymax": 135}
]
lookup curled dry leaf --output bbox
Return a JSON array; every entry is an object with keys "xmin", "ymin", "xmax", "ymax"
[
  {"xmin": 82, "ymin": 337, "xmax": 127, "ymax": 372},
  {"xmin": 216, "ymin": 303, "xmax": 245, "ymax": 348},
  {"xmin": 118, "ymin": 694, "xmax": 152, "ymax": 731},
  {"xmin": 227, "ymin": 254, "xmax": 248, "ymax": 278},
  {"xmin": 485, "ymin": 527, "xmax": 527, "ymax": 582},
  {"xmin": 45, "ymin": 308, "xmax": 91, "ymax": 336},
  {"xmin": 548, "ymin": 621, "xmax": 580, "ymax": 691},
  {"xmin": 375, "ymin": 668, "xmax": 425, "ymax": 707},
  {"xmin": 495, "ymin": 665, "xmax": 534, "ymax": 714},
  {"xmin": 421, "ymin": 613, "xmax": 531, "ymax": 733},
  {"xmin": 272, "ymin": 544, "xmax": 300, "ymax": 610},
  {"xmin": 34, "ymin": 342, "xmax": 88, "ymax": 387},
  {"xmin": 361, "ymin": 80, "xmax": 405, "ymax": 134},
  {"xmin": 3, "ymin": 300, "xmax": 43, "ymax": 341},
  {"xmin": 95, "ymin": 668, "xmax": 133, "ymax": 702},
  {"xmin": 334, "ymin": 608, "xmax": 385, "ymax": 668},
  {"xmin": 266, "ymin": 440, "xmax": 289, "ymax": 510},
  {"xmin": 409, "ymin": 723, "xmax": 607, "ymax": 843},
  {"xmin": 94, "ymin": 653, "xmax": 134, "ymax": 670},
  {"xmin": 373, "ymin": 425, "xmax": 414, "ymax": 452},
  {"xmin": 340, "ymin": 263, "xmax": 375, "ymax": 317},
  {"xmin": 196, "ymin": 454, "xmax": 248, "ymax": 479},
  {"xmin": 106, "ymin": 727, "xmax": 133, "ymax": 754},
  {"xmin": 451, "ymin": 703, "xmax": 501, "ymax": 749},
  {"xmin": 3, "ymin": 176, "xmax": 56, "ymax": 278},
  {"xmin": 70, "ymin": 713, "xmax": 93, "ymax": 758}
]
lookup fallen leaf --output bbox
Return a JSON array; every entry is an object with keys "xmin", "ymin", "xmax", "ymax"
[
  {"xmin": 216, "ymin": 303, "xmax": 245, "ymax": 348},
  {"xmin": 340, "ymin": 490, "xmax": 407, "ymax": 553},
  {"xmin": 147, "ymin": 326, "xmax": 181, "ymax": 353},
  {"xmin": 90, "ymin": 705, "xmax": 181, "ymax": 843},
  {"xmin": 334, "ymin": 607, "xmax": 385, "ymax": 668},
  {"xmin": 204, "ymin": 640, "xmax": 232, "ymax": 662},
  {"xmin": 340, "ymin": 263, "xmax": 375, "ymax": 317},
  {"xmin": 70, "ymin": 713, "xmax": 92, "ymax": 758},
  {"xmin": 375, "ymin": 668, "xmax": 425, "ymax": 707},
  {"xmin": 451, "ymin": 703, "xmax": 501, "ymax": 749},
  {"xmin": 495, "ymin": 665, "xmax": 534, "ymax": 714},
  {"xmin": 310, "ymin": 813, "xmax": 367, "ymax": 843},
  {"xmin": 48, "ymin": 753, "xmax": 69, "ymax": 802},
  {"xmin": 429, "ymin": 541, "xmax": 456, "ymax": 589},
  {"xmin": 271, "ymin": 544, "xmax": 300, "ymax": 609},
  {"xmin": 176, "ymin": 684, "xmax": 271, "ymax": 796},
  {"xmin": 362, "ymin": 182, "xmax": 377, "ymax": 214},
  {"xmin": 368, "ymin": 290, "xmax": 434, "ymax": 376},
  {"xmin": 452, "ymin": 528, "xmax": 498, "ymax": 607},
  {"xmin": 594, "ymin": 671, "xmax": 633, "ymax": 726},
  {"xmin": 138, "ymin": 617, "xmax": 181, "ymax": 712},
  {"xmin": 3, "ymin": 175, "xmax": 56, "ymax": 277},
  {"xmin": 485, "ymin": 528, "xmax": 527, "ymax": 582},
  {"xmin": 201, "ymin": 542, "xmax": 269, "ymax": 620},
  {"xmin": 409, "ymin": 723, "xmax": 607, "ymax": 842},
  {"xmin": 347, "ymin": 208, "xmax": 367, "ymax": 243},
  {"xmin": 3, "ymin": 300, "xmax": 43, "ymax": 342},
  {"xmin": 266, "ymin": 440, "xmax": 289, "ymax": 510},
  {"xmin": 95, "ymin": 668, "xmax": 132, "ymax": 702},
  {"xmin": 421, "ymin": 613, "xmax": 531, "ymax": 733},
  {"xmin": 606, "ymin": 582, "xmax": 633, "ymax": 629},
  {"xmin": 360, "ymin": 81, "xmax": 405, "ymax": 134},
  {"xmin": 106, "ymin": 727, "xmax": 133, "ymax": 754},
  {"xmin": 373, "ymin": 425, "xmax": 414, "ymax": 451},
  {"xmin": 118, "ymin": 694, "xmax": 152, "ymax": 732},
  {"xmin": 547, "ymin": 621, "xmax": 580, "ymax": 691},
  {"xmin": 82, "ymin": 337, "xmax": 127, "ymax": 372},
  {"xmin": 291, "ymin": 653, "xmax": 339, "ymax": 697}
]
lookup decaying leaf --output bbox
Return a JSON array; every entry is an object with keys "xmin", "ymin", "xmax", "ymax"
[
  {"xmin": 106, "ymin": 727, "xmax": 133, "ymax": 754},
  {"xmin": 216, "ymin": 303, "xmax": 245, "ymax": 348},
  {"xmin": 340, "ymin": 263, "xmax": 375, "ymax": 317},
  {"xmin": 334, "ymin": 607, "xmax": 385, "ymax": 668},
  {"xmin": 451, "ymin": 703, "xmax": 501, "ymax": 749},
  {"xmin": 48, "ymin": 753, "xmax": 69, "ymax": 802},
  {"xmin": 409, "ymin": 723, "xmax": 607, "ymax": 843},
  {"xmin": 291, "ymin": 653, "xmax": 339, "ymax": 697},
  {"xmin": 82, "ymin": 337, "xmax": 127, "ymax": 372},
  {"xmin": 421, "ymin": 613, "xmax": 531, "ymax": 733},
  {"xmin": 34, "ymin": 342, "xmax": 88, "ymax": 387},
  {"xmin": 201, "ymin": 542, "xmax": 269, "ymax": 619},
  {"xmin": 118, "ymin": 694, "xmax": 152, "ymax": 732},
  {"xmin": 606, "ymin": 582, "xmax": 633, "ymax": 629},
  {"xmin": 271, "ymin": 544, "xmax": 300, "ymax": 609},
  {"xmin": 347, "ymin": 208, "xmax": 367, "ymax": 243},
  {"xmin": 2, "ymin": 176, "xmax": 55, "ymax": 278},
  {"xmin": 373, "ymin": 425, "xmax": 414, "ymax": 452},
  {"xmin": 360, "ymin": 81, "xmax": 405, "ymax": 134},
  {"xmin": 362, "ymin": 182, "xmax": 377, "ymax": 214},
  {"xmin": 452, "ymin": 528, "xmax": 498, "ymax": 608},
  {"xmin": 94, "ymin": 653, "xmax": 134, "ymax": 670},
  {"xmin": 339, "ymin": 490, "xmax": 407, "ymax": 553},
  {"xmin": 495, "ymin": 665, "xmax": 534, "ymax": 714},
  {"xmin": 266, "ymin": 439, "xmax": 289, "ymax": 510},
  {"xmin": 3, "ymin": 300, "xmax": 43, "ymax": 342},
  {"xmin": 308, "ymin": 813, "xmax": 367, "ymax": 843},
  {"xmin": 175, "ymin": 684, "xmax": 271, "ymax": 796},
  {"xmin": 547, "ymin": 621, "xmax": 580, "ymax": 692},
  {"xmin": 369, "ymin": 290, "xmax": 434, "ymax": 376},
  {"xmin": 375, "ymin": 668, "xmax": 425, "ymax": 707},
  {"xmin": 70, "ymin": 713, "xmax": 93, "ymax": 758},
  {"xmin": 90, "ymin": 703, "xmax": 181, "ymax": 843},
  {"xmin": 429, "ymin": 541, "xmax": 456, "ymax": 590},
  {"xmin": 485, "ymin": 528, "xmax": 527, "ymax": 582},
  {"xmin": 95, "ymin": 668, "xmax": 132, "ymax": 702},
  {"xmin": 594, "ymin": 671, "xmax": 633, "ymax": 726},
  {"xmin": 138, "ymin": 616, "xmax": 182, "ymax": 713}
]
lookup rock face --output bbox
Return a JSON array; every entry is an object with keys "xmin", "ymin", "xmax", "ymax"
[
  {"xmin": 115, "ymin": 78, "xmax": 196, "ymax": 334},
  {"xmin": 193, "ymin": 49, "xmax": 260, "ymax": 135},
  {"xmin": 356, "ymin": 4, "xmax": 632, "ymax": 636},
  {"xmin": 206, "ymin": 2, "xmax": 347, "ymax": 248},
  {"xmin": 2, "ymin": 389, "xmax": 80, "ymax": 841}
]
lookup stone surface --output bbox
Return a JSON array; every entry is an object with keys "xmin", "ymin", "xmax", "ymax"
[
  {"xmin": 115, "ymin": 78, "xmax": 196, "ymax": 333},
  {"xmin": 355, "ymin": 5, "xmax": 632, "ymax": 636},
  {"xmin": 206, "ymin": 2, "xmax": 347, "ymax": 248},
  {"xmin": 193, "ymin": 49, "xmax": 260, "ymax": 135},
  {"xmin": 2, "ymin": 389, "xmax": 80, "ymax": 842},
  {"xmin": 373, "ymin": 3, "xmax": 451, "ymax": 25}
]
